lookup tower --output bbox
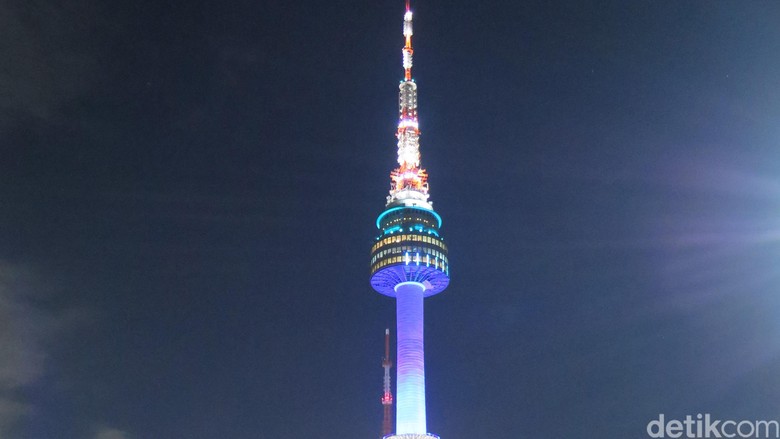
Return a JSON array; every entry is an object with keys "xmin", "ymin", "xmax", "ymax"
[
  {"xmin": 369, "ymin": 2, "xmax": 449, "ymax": 438},
  {"xmin": 381, "ymin": 329, "xmax": 394, "ymax": 437}
]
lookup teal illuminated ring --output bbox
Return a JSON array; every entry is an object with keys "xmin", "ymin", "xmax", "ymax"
[{"xmin": 376, "ymin": 206, "xmax": 442, "ymax": 229}]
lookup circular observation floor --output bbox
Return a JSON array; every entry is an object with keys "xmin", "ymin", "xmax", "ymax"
[{"xmin": 370, "ymin": 263, "xmax": 449, "ymax": 297}]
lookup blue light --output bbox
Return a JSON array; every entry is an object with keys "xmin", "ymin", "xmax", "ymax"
[
  {"xmin": 394, "ymin": 282, "xmax": 427, "ymax": 434},
  {"xmin": 376, "ymin": 206, "xmax": 443, "ymax": 229},
  {"xmin": 383, "ymin": 225, "xmax": 403, "ymax": 235},
  {"xmin": 424, "ymin": 228, "xmax": 439, "ymax": 237}
]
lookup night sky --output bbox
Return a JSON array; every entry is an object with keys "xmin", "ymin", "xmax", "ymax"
[{"xmin": 3, "ymin": 1, "xmax": 780, "ymax": 438}]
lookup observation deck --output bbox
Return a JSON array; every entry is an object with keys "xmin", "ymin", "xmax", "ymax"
[{"xmin": 370, "ymin": 205, "xmax": 449, "ymax": 297}]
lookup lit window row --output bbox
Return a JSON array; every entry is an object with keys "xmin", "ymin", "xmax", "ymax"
[
  {"xmin": 371, "ymin": 234, "xmax": 448, "ymax": 253},
  {"xmin": 371, "ymin": 246, "xmax": 448, "ymax": 266},
  {"xmin": 372, "ymin": 255, "xmax": 405, "ymax": 272},
  {"xmin": 370, "ymin": 252, "xmax": 449, "ymax": 275}
]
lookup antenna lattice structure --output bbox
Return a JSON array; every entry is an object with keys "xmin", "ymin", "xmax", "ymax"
[{"xmin": 381, "ymin": 329, "xmax": 394, "ymax": 438}]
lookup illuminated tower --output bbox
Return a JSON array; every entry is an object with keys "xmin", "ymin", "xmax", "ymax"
[
  {"xmin": 369, "ymin": 2, "xmax": 449, "ymax": 438},
  {"xmin": 381, "ymin": 329, "xmax": 394, "ymax": 438}
]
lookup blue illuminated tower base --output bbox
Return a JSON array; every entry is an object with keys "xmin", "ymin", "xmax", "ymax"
[
  {"xmin": 394, "ymin": 282, "xmax": 432, "ymax": 436},
  {"xmin": 385, "ymin": 434, "xmax": 440, "ymax": 439}
]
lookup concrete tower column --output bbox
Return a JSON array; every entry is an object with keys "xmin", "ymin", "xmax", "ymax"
[{"xmin": 394, "ymin": 281, "xmax": 427, "ymax": 434}]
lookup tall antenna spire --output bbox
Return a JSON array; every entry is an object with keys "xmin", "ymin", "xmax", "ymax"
[
  {"xmin": 389, "ymin": 0, "xmax": 430, "ymax": 209},
  {"xmin": 402, "ymin": 0, "xmax": 414, "ymax": 81},
  {"xmin": 381, "ymin": 328, "xmax": 394, "ymax": 437}
]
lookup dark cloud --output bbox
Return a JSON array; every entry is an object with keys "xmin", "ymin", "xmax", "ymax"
[
  {"xmin": 0, "ymin": 264, "xmax": 48, "ymax": 437},
  {"xmin": 0, "ymin": 262, "xmax": 89, "ymax": 438},
  {"xmin": 0, "ymin": 0, "xmax": 99, "ymax": 128}
]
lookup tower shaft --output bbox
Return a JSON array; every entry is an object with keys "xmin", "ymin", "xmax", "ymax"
[{"xmin": 395, "ymin": 282, "xmax": 427, "ymax": 434}]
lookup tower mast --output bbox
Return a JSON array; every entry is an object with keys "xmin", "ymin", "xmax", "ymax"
[
  {"xmin": 381, "ymin": 329, "xmax": 394, "ymax": 437},
  {"xmin": 389, "ymin": 0, "xmax": 429, "ymax": 209}
]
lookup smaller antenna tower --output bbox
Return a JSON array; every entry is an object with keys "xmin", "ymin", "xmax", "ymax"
[{"xmin": 381, "ymin": 328, "xmax": 394, "ymax": 437}]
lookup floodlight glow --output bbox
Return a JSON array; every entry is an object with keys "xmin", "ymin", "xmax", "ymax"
[
  {"xmin": 399, "ymin": 119, "xmax": 419, "ymax": 129},
  {"xmin": 394, "ymin": 281, "xmax": 426, "ymax": 434}
]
